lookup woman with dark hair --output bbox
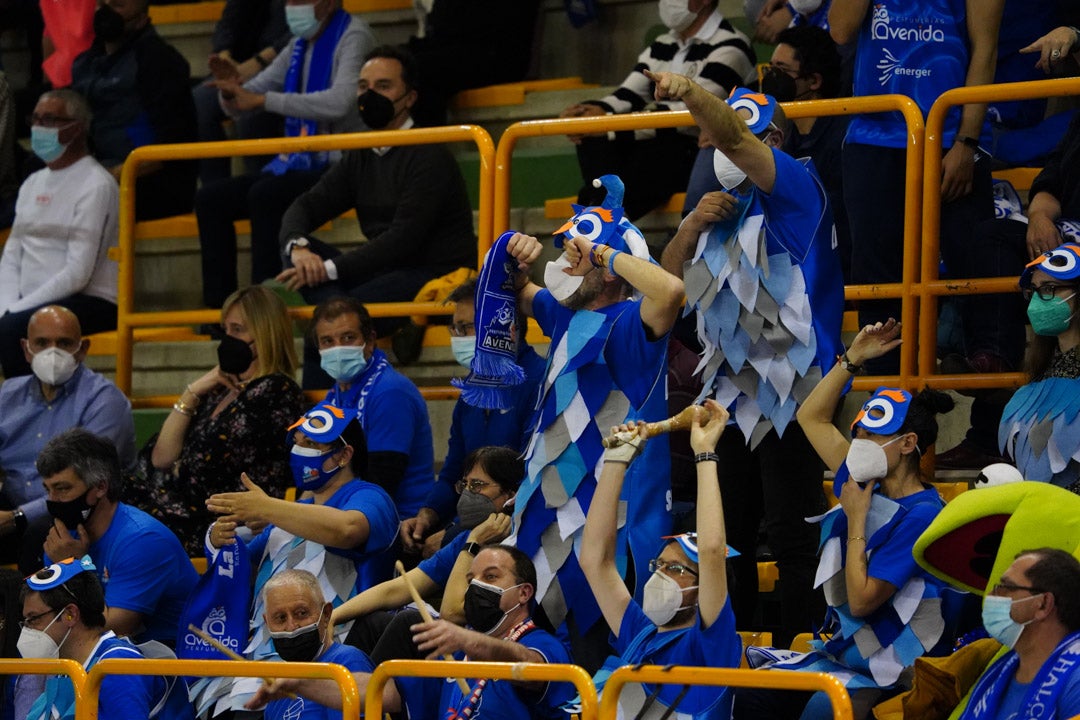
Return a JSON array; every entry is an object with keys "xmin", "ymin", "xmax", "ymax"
[
  {"xmin": 126, "ymin": 285, "xmax": 305, "ymax": 555},
  {"xmin": 1000, "ymin": 242, "xmax": 1080, "ymax": 489},
  {"xmin": 734, "ymin": 318, "xmax": 958, "ymax": 720}
]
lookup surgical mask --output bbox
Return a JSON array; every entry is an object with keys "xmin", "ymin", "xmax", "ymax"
[
  {"xmin": 982, "ymin": 594, "xmax": 1043, "ymax": 650},
  {"xmin": 290, "ymin": 445, "xmax": 342, "ymax": 492},
  {"xmin": 713, "ymin": 151, "xmax": 747, "ymax": 191},
  {"xmin": 92, "ymin": 4, "xmax": 125, "ymax": 43},
  {"xmin": 17, "ymin": 609, "xmax": 71, "ymax": 659},
  {"xmin": 31, "ymin": 126, "xmax": 70, "ymax": 164},
  {"xmin": 642, "ymin": 571, "xmax": 697, "ymax": 626},
  {"xmin": 1027, "ymin": 292, "xmax": 1076, "ymax": 337},
  {"xmin": 47, "ymin": 490, "xmax": 96, "ymax": 530},
  {"xmin": 31, "ymin": 347, "xmax": 78, "ymax": 386},
  {"xmin": 217, "ymin": 334, "xmax": 254, "ymax": 375},
  {"xmin": 319, "ymin": 345, "xmax": 367, "ymax": 382},
  {"xmin": 658, "ymin": 0, "xmax": 696, "ymax": 32},
  {"xmin": 269, "ymin": 609, "xmax": 325, "ymax": 662},
  {"xmin": 450, "ymin": 336, "xmax": 476, "ymax": 368},
  {"xmin": 456, "ymin": 490, "xmax": 497, "ymax": 529},
  {"xmin": 760, "ymin": 67, "xmax": 798, "ymax": 103},
  {"xmin": 285, "ymin": 3, "xmax": 321, "ymax": 40},
  {"xmin": 464, "ymin": 579, "xmax": 522, "ymax": 635},
  {"xmin": 845, "ymin": 435, "xmax": 904, "ymax": 483},
  {"xmin": 544, "ymin": 255, "xmax": 585, "ymax": 303},
  {"xmin": 357, "ymin": 90, "xmax": 399, "ymax": 130}
]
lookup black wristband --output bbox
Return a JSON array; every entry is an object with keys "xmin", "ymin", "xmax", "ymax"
[
  {"xmin": 255, "ymin": 53, "xmax": 270, "ymax": 68},
  {"xmin": 694, "ymin": 452, "xmax": 720, "ymax": 464},
  {"xmin": 955, "ymin": 134, "xmax": 979, "ymax": 150},
  {"xmin": 463, "ymin": 541, "xmax": 482, "ymax": 557}
]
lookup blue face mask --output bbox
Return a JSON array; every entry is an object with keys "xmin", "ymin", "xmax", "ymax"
[
  {"xmin": 285, "ymin": 3, "xmax": 321, "ymax": 39},
  {"xmin": 982, "ymin": 593, "xmax": 1043, "ymax": 649},
  {"xmin": 31, "ymin": 126, "xmax": 69, "ymax": 164},
  {"xmin": 450, "ymin": 336, "xmax": 476, "ymax": 369},
  {"xmin": 289, "ymin": 445, "xmax": 342, "ymax": 491},
  {"xmin": 319, "ymin": 344, "xmax": 367, "ymax": 382}
]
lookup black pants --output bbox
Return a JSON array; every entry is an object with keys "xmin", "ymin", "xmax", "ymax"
[{"xmin": 0, "ymin": 294, "xmax": 116, "ymax": 378}]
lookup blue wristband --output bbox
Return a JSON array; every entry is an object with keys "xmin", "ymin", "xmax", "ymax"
[{"xmin": 607, "ymin": 249, "xmax": 622, "ymax": 275}]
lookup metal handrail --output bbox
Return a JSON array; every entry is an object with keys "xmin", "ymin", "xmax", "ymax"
[{"xmin": 0, "ymin": 659, "xmax": 88, "ymax": 710}]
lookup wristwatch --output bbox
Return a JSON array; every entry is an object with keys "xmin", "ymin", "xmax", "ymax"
[
  {"xmin": 285, "ymin": 236, "xmax": 311, "ymax": 255},
  {"xmin": 463, "ymin": 541, "xmax": 482, "ymax": 557},
  {"xmin": 10, "ymin": 508, "xmax": 25, "ymax": 533},
  {"xmin": 955, "ymin": 135, "xmax": 979, "ymax": 150},
  {"xmin": 839, "ymin": 352, "xmax": 862, "ymax": 374}
]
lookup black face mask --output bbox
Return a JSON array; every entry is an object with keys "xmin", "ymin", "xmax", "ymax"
[
  {"xmin": 47, "ymin": 490, "xmax": 96, "ymax": 529},
  {"xmin": 270, "ymin": 621, "xmax": 324, "ymax": 662},
  {"xmin": 464, "ymin": 580, "xmax": 516, "ymax": 635},
  {"xmin": 217, "ymin": 334, "xmax": 254, "ymax": 375},
  {"xmin": 93, "ymin": 4, "xmax": 126, "ymax": 43},
  {"xmin": 357, "ymin": 90, "xmax": 397, "ymax": 130},
  {"xmin": 760, "ymin": 67, "xmax": 799, "ymax": 103}
]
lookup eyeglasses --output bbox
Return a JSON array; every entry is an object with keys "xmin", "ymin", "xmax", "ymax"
[
  {"xmin": 764, "ymin": 63, "xmax": 802, "ymax": 79},
  {"xmin": 449, "ymin": 322, "xmax": 475, "ymax": 337},
  {"xmin": 456, "ymin": 476, "xmax": 495, "ymax": 494},
  {"xmin": 1023, "ymin": 283, "xmax": 1077, "ymax": 302},
  {"xmin": 991, "ymin": 579, "xmax": 1045, "ymax": 596},
  {"xmin": 27, "ymin": 114, "xmax": 76, "ymax": 128},
  {"xmin": 19, "ymin": 608, "xmax": 58, "ymax": 630},
  {"xmin": 648, "ymin": 558, "xmax": 698, "ymax": 578}
]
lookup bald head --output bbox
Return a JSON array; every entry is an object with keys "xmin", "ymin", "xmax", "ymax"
[{"xmin": 22, "ymin": 306, "xmax": 89, "ymax": 373}]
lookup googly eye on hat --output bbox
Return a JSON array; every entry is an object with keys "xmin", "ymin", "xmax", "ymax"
[
  {"xmin": 285, "ymin": 402, "xmax": 358, "ymax": 444},
  {"xmin": 726, "ymin": 87, "xmax": 778, "ymax": 135},
  {"xmin": 26, "ymin": 555, "xmax": 95, "ymax": 591},
  {"xmin": 850, "ymin": 387, "xmax": 912, "ymax": 437},
  {"xmin": 1020, "ymin": 242, "xmax": 1080, "ymax": 288},
  {"xmin": 662, "ymin": 531, "xmax": 740, "ymax": 561},
  {"xmin": 973, "ymin": 463, "xmax": 1024, "ymax": 489}
]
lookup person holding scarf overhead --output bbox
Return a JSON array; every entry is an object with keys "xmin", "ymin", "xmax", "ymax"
[{"xmin": 195, "ymin": 0, "xmax": 373, "ymax": 309}]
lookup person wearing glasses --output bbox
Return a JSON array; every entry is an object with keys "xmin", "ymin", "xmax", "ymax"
[
  {"xmin": 399, "ymin": 279, "xmax": 543, "ymax": 556},
  {"xmin": 579, "ymin": 401, "xmax": 741, "ymax": 720},
  {"xmin": 0, "ymin": 89, "xmax": 118, "ymax": 380},
  {"xmin": 734, "ymin": 319, "xmax": 957, "ymax": 720},
  {"xmin": 1000, "ymin": 243, "xmax": 1080, "ymax": 489},
  {"xmin": 18, "ymin": 555, "xmax": 194, "ymax": 720},
  {"xmin": 952, "ymin": 548, "xmax": 1080, "ymax": 720}
]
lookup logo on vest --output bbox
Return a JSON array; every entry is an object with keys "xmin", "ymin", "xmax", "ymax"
[
  {"xmin": 871, "ymin": 4, "xmax": 946, "ymax": 43},
  {"xmin": 183, "ymin": 606, "xmax": 241, "ymax": 652}
]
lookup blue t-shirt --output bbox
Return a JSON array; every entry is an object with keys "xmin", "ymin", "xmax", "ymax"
[
  {"xmin": 29, "ymin": 632, "xmax": 193, "ymax": 720},
  {"xmin": 329, "ymin": 353, "xmax": 434, "ymax": 520},
  {"xmin": 613, "ymin": 599, "xmax": 741, "ymax": 720},
  {"xmin": 396, "ymin": 624, "xmax": 574, "ymax": 720},
  {"xmin": 263, "ymin": 643, "xmax": 373, "ymax": 720},
  {"xmin": 995, "ymin": 665, "xmax": 1080, "ymax": 720},
  {"xmin": 847, "ymin": 0, "xmax": 967, "ymax": 148},
  {"xmin": 865, "ymin": 488, "xmax": 943, "ymax": 590},
  {"xmin": 44, "ymin": 503, "xmax": 197, "ymax": 644},
  {"xmin": 416, "ymin": 531, "xmax": 469, "ymax": 587}
]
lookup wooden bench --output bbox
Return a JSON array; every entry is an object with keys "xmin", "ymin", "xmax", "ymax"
[
  {"xmin": 149, "ymin": 0, "xmax": 411, "ymax": 25},
  {"xmin": 452, "ymin": 78, "xmax": 599, "ymax": 110}
]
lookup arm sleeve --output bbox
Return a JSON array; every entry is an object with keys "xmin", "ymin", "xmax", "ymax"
[
  {"xmin": 606, "ymin": 304, "xmax": 669, "ymax": 408},
  {"xmin": 242, "ymin": 43, "xmax": 291, "ymax": 95},
  {"xmin": 759, "ymin": 149, "xmax": 827, "ymax": 263},
  {"xmin": 78, "ymin": 385, "xmax": 136, "ymax": 470},
  {"xmin": 342, "ymin": 484, "xmax": 400, "ymax": 556},
  {"xmin": 278, "ymin": 154, "xmax": 359, "ymax": 249},
  {"xmin": 866, "ymin": 501, "xmax": 941, "ymax": 589},
  {"xmin": 262, "ymin": 21, "xmax": 372, "ymax": 122},
  {"xmin": 7, "ymin": 180, "xmax": 117, "ymax": 313},
  {"xmin": 329, "ymin": 148, "xmax": 469, "ymax": 283},
  {"xmin": 103, "ymin": 528, "xmax": 183, "ymax": 615},
  {"xmin": 211, "ymin": 0, "xmax": 247, "ymax": 53},
  {"xmin": 134, "ymin": 40, "xmax": 195, "ymax": 145}
]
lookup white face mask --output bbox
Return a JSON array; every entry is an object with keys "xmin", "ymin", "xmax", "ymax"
[
  {"xmin": 17, "ymin": 610, "xmax": 70, "ymax": 659},
  {"xmin": 544, "ymin": 255, "xmax": 585, "ymax": 303},
  {"xmin": 30, "ymin": 346, "xmax": 79, "ymax": 386},
  {"xmin": 658, "ymin": 0, "xmax": 697, "ymax": 32},
  {"xmin": 845, "ymin": 435, "xmax": 904, "ymax": 483},
  {"xmin": 450, "ymin": 335, "xmax": 476, "ymax": 368},
  {"xmin": 713, "ymin": 150, "xmax": 747, "ymax": 191},
  {"xmin": 642, "ymin": 571, "xmax": 697, "ymax": 626}
]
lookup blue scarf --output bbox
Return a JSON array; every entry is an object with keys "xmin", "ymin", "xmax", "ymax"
[
  {"xmin": 327, "ymin": 348, "xmax": 391, "ymax": 425},
  {"xmin": 960, "ymin": 631, "xmax": 1080, "ymax": 720},
  {"xmin": 262, "ymin": 9, "xmax": 350, "ymax": 176},
  {"xmin": 176, "ymin": 536, "xmax": 251, "ymax": 661},
  {"xmin": 453, "ymin": 231, "xmax": 525, "ymax": 410}
]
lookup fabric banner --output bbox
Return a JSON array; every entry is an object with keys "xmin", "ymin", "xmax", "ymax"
[{"xmin": 176, "ymin": 539, "xmax": 251, "ymax": 660}]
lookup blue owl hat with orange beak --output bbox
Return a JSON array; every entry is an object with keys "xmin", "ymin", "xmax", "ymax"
[{"xmin": 552, "ymin": 175, "xmax": 652, "ymax": 262}]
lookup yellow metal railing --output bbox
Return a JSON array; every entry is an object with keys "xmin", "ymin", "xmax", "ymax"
[
  {"xmin": 366, "ymin": 660, "xmax": 598, "ymax": 720},
  {"xmin": 920, "ymin": 77, "xmax": 1080, "ymax": 391},
  {"xmin": 115, "ymin": 125, "xmax": 495, "ymax": 398},
  {"xmin": 598, "ymin": 665, "xmax": 853, "ymax": 720},
  {"xmin": 0, "ymin": 659, "xmax": 88, "ymax": 710},
  {"xmin": 495, "ymin": 95, "xmax": 924, "ymax": 389},
  {"xmin": 78, "ymin": 658, "xmax": 359, "ymax": 720}
]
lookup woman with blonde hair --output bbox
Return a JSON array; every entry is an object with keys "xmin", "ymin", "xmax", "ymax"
[{"xmin": 126, "ymin": 286, "xmax": 305, "ymax": 555}]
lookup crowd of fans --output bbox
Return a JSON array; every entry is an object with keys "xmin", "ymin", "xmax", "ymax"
[{"xmin": 5, "ymin": 0, "xmax": 1080, "ymax": 719}]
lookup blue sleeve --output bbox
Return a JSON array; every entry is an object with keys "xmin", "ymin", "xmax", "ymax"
[
  {"xmin": 321, "ymin": 642, "xmax": 375, "ymax": 673},
  {"xmin": 867, "ymin": 501, "xmax": 942, "ymax": 589},
  {"xmin": 416, "ymin": 532, "xmax": 466, "ymax": 587},
  {"xmin": 760, "ymin": 148, "xmax": 826, "ymax": 263},
  {"xmin": 364, "ymin": 384, "xmax": 416, "ymax": 455},
  {"xmin": 531, "ymin": 289, "xmax": 561, "ymax": 336},
  {"xmin": 605, "ymin": 303, "xmax": 668, "ymax": 409},
  {"xmin": 343, "ymin": 485, "xmax": 399, "ymax": 556},
  {"xmin": 615, "ymin": 600, "xmax": 656, "ymax": 653},
  {"xmin": 101, "ymin": 523, "xmax": 184, "ymax": 616},
  {"xmin": 518, "ymin": 630, "xmax": 576, "ymax": 713},
  {"xmin": 80, "ymin": 385, "xmax": 136, "ymax": 470}
]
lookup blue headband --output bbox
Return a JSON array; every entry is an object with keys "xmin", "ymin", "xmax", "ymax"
[
  {"xmin": 27, "ymin": 555, "xmax": 95, "ymax": 591},
  {"xmin": 285, "ymin": 403, "xmax": 358, "ymax": 444}
]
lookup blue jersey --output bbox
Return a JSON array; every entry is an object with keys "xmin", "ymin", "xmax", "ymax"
[
  {"xmin": 847, "ymin": 0, "xmax": 967, "ymax": 148},
  {"xmin": 263, "ymin": 643, "xmax": 373, "ymax": 720},
  {"xmin": 416, "ymin": 531, "xmax": 469, "ymax": 587}
]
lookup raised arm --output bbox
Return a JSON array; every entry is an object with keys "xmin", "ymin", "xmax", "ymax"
[
  {"xmin": 661, "ymin": 192, "xmax": 743, "ymax": 278},
  {"xmin": 827, "ymin": 0, "xmax": 871, "ymax": 45},
  {"xmin": 690, "ymin": 400, "xmax": 730, "ymax": 628},
  {"xmin": 437, "ymin": 513, "xmax": 513, "ymax": 625},
  {"xmin": 579, "ymin": 422, "xmax": 647, "ymax": 636},
  {"xmin": 331, "ymin": 568, "xmax": 438, "ymax": 625},
  {"xmin": 506, "ymin": 232, "xmax": 544, "ymax": 319}
]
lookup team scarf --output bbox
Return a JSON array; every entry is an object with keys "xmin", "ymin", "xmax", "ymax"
[
  {"xmin": 262, "ymin": 8, "xmax": 350, "ymax": 176},
  {"xmin": 452, "ymin": 231, "xmax": 525, "ymax": 410},
  {"xmin": 959, "ymin": 630, "xmax": 1080, "ymax": 720},
  {"xmin": 327, "ymin": 348, "xmax": 391, "ymax": 425}
]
